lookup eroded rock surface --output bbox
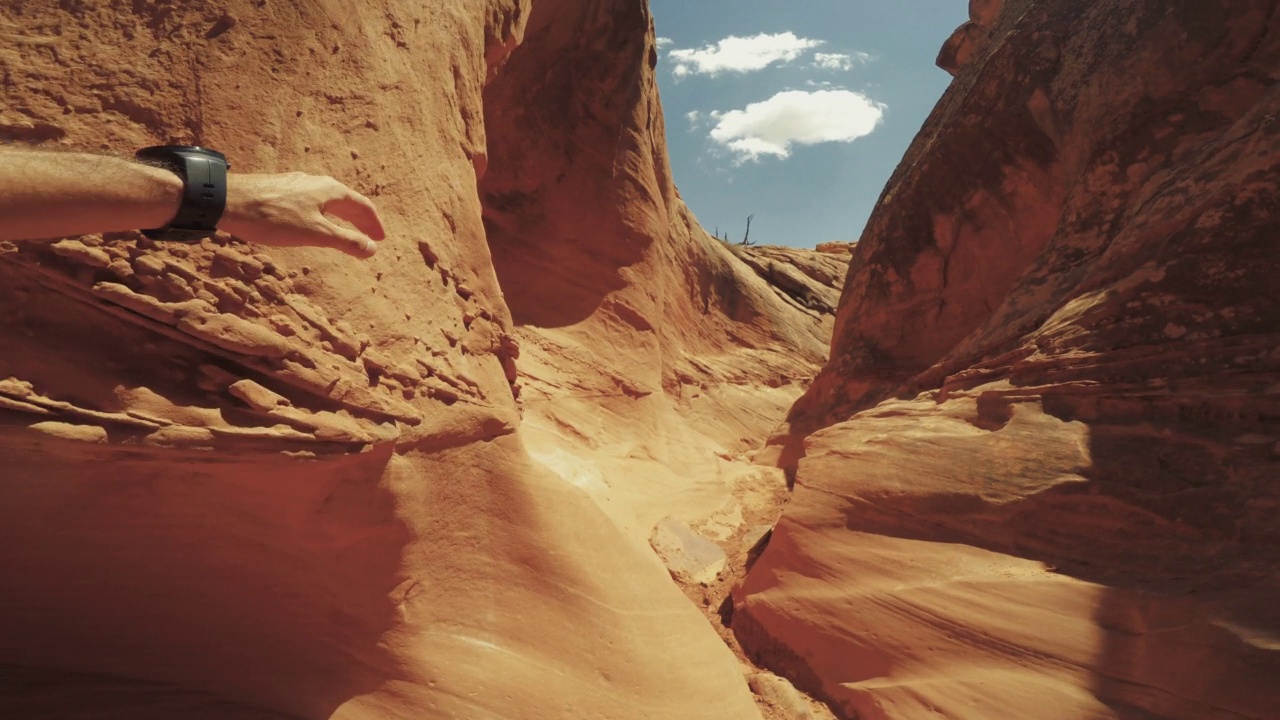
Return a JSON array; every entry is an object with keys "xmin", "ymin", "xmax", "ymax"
[
  {"xmin": 0, "ymin": 1, "xmax": 821, "ymax": 718},
  {"xmin": 729, "ymin": 244, "xmax": 847, "ymax": 317},
  {"xmin": 741, "ymin": 1, "xmax": 1280, "ymax": 718},
  {"xmin": 479, "ymin": 0, "xmax": 845, "ymax": 561}
]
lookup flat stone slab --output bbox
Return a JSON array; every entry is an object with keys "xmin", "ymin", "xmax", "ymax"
[{"xmin": 649, "ymin": 517, "xmax": 726, "ymax": 586}]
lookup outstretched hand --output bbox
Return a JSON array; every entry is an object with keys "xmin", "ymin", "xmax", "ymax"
[{"xmin": 220, "ymin": 173, "xmax": 386, "ymax": 258}]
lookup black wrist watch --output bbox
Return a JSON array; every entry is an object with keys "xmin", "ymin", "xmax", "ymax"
[{"xmin": 135, "ymin": 145, "xmax": 230, "ymax": 243}]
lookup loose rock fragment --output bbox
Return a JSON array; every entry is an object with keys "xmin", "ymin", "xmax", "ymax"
[
  {"xmin": 27, "ymin": 421, "xmax": 108, "ymax": 444},
  {"xmin": 747, "ymin": 673, "xmax": 812, "ymax": 720},
  {"xmin": 649, "ymin": 517, "xmax": 727, "ymax": 586},
  {"xmin": 50, "ymin": 239, "xmax": 111, "ymax": 268}
]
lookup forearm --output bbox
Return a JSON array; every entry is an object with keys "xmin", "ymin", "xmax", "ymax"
[
  {"xmin": 0, "ymin": 148, "xmax": 182, "ymax": 242},
  {"xmin": 0, "ymin": 146, "xmax": 384, "ymax": 257}
]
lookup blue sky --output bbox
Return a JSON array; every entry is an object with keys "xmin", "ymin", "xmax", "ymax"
[{"xmin": 650, "ymin": 0, "xmax": 969, "ymax": 247}]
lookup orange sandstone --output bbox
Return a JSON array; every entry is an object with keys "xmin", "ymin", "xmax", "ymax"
[
  {"xmin": 740, "ymin": 1, "xmax": 1280, "ymax": 718},
  {"xmin": 0, "ymin": 1, "xmax": 839, "ymax": 718}
]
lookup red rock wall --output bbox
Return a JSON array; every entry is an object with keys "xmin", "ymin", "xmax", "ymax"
[
  {"xmin": 480, "ymin": 0, "xmax": 832, "ymax": 382},
  {"xmin": 0, "ymin": 1, "xmax": 787, "ymax": 718},
  {"xmin": 740, "ymin": 1, "xmax": 1280, "ymax": 718},
  {"xmin": 478, "ymin": 0, "xmax": 843, "ymax": 549}
]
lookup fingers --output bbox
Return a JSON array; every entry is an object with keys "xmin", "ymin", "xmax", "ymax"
[
  {"xmin": 319, "ymin": 218, "xmax": 379, "ymax": 258},
  {"xmin": 222, "ymin": 172, "xmax": 387, "ymax": 258},
  {"xmin": 322, "ymin": 183, "xmax": 386, "ymax": 242}
]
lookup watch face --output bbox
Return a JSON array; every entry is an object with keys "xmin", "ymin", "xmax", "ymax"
[{"xmin": 137, "ymin": 145, "xmax": 228, "ymax": 164}]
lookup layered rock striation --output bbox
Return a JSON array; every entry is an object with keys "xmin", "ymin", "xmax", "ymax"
[
  {"xmin": 479, "ymin": 0, "xmax": 843, "ymax": 550},
  {"xmin": 740, "ymin": 1, "xmax": 1280, "ymax": 718},
  {"xmin": 0, "ymin": 1, "xmax": 840, "ymax": 718}
]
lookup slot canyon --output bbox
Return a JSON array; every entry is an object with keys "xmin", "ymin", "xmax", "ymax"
[{"xmin": 0, "ymin": 1, "xmax": 1276, "ymax": 718}]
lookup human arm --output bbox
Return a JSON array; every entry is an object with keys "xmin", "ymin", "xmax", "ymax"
[{"xmin": 0, "ymin": 147, "xmax": 385, "ymax": 257}]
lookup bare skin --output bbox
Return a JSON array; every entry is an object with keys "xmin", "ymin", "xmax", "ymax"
[{"xmin": 0, "ymin": 148, "xmax": 385, "ymax": 258}]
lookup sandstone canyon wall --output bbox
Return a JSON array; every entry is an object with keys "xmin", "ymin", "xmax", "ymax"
[
  {"xmin": 739, "ymin": 1, "xmax": 1280, "ymax": 719},
  {"xmin": 0, "ymin": 1, "xmax": 839, "ymax": 718},
  {"xmin": 477, "ymin": 0, "xmax": 843, "ymax": 552},
  {"xmin": 8, "ymin": 1, "xmax": 1271, "ymax": 719}
]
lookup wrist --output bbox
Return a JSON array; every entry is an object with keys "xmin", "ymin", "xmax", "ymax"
[
  {"xmin": 133, "ymin": 147, "xmax": 230, "ymax": 242},
  {"xmin": 131, "ymin": 160, "xmax": 186, "ymax": 229},
  {"xmin": 218, "ymin": 174, "xmax": 254, "ymax": 238}
]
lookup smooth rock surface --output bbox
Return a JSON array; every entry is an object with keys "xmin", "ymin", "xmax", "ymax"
[
  {"xmin": 0, "ymin": 1, "xmax": 832, "ymax": 718},
  {"xmin": 744, "ymin": 1, "xmax": 1280, "ymax": 718},
  {"xmin": 479, "ymin": 0, "xmax": 847, "ymax": 559}
]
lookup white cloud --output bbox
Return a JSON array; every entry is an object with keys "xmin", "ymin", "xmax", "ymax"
[
  {"xmin": 656, "ymin": 37, "xmax": 673, "ymax": 48},
  {"xmin": 814, "ymin": 53, "xmax": 852, "ymax": 71},
  {"xmin": 669, "ymin": 32, "xmax": 823, "ymax": 78},
  {"xmin": 813, "ymin": 51, "xmax": 872, "ymax": 71},
  {"xmin": 708, "ymin": 90, "xmax": 886, "ymax": 162}
]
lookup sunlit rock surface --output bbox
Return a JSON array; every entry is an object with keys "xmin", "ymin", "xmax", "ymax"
[
  {"xmin": 479, "ymin": 0, "xmax": 845, "ymax": 557},
  {"xmin": 0, "ymin": 1, "xmax": 842, "ymax": 717},
  {"xmin": 741, "ymin": 1, "xmax": 1280, "ymax": 718}
]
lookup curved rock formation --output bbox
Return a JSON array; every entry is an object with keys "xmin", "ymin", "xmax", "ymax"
[
  {"xmin": 0, "ymin": 1, "xmax": 841, "ymax": 717},
  {"xmin": 739, "ymin": 1, "xmax": 1280, "ymax": 718},
  {"xmin": 479, "ymin": 0, "xmax": 841, "ymax": 550}
]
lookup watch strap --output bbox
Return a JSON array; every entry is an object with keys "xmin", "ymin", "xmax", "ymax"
[{"xmin": 135, "ymin": 146, "xmax": 229, "ymax": 243}]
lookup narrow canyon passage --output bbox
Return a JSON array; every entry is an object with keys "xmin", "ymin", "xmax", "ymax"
[
  {"xmin": 474, "ymin": 2, "xmax": 854, "ymax": 715},
  {"xmin": 0, "ymin": 0, "xmax": 1276, "ymax": 719}
]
